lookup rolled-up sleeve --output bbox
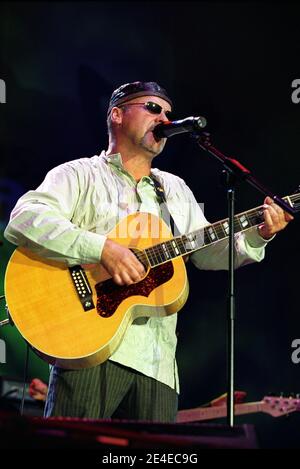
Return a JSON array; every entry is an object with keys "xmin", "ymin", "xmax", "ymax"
[{"xmin": 4, "ymin": 163, "xmax": 106, "ymax": 265}]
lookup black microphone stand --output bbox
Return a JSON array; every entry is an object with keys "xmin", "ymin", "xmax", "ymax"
[{"xmin": 191, "ymin": 131, "xmax": 295, "ymax": 427}]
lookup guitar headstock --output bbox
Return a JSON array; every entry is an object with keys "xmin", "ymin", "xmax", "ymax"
[{"xmin": 262, "ymin": 395, "xmax": 300, "ymax": 417}]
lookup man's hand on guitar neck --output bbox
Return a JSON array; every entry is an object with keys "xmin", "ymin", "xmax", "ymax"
[
  {"xmin": 101, "ymin": 238, "xmax": 146, "ymax": 286},
  {"xmin": 258, "ymin": 196, "xmax": 294, "ymax": 240}
]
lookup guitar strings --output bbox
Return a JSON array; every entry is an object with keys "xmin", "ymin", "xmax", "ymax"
[
  {"xmin": 140, "ymin": 208, "xmax": 264, "ymax": 264},
  {"xmin": 135, "ymin": 193, "xmax": 300, "ymax": 266}
]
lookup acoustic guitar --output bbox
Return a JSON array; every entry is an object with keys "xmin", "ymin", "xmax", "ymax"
[{"xmin": 4, "ymin": 191, "xmax": 299, "ymax": 369}]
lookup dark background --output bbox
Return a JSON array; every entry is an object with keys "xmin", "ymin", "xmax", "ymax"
[{"xmin": 0, "ymin": 1, "xmax": 300, "ymax": 448}]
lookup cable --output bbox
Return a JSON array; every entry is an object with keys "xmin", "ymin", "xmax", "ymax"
[{"xmin": 20, "ymin": 344, "xmax": 30, "ymax": 416}]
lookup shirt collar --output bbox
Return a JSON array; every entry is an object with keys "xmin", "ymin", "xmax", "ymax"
[
  {"xmin": 101, "ymin": 150, "xmax": 158, "ymax": 185},
  {"xmin": 101, "ymin": 150, "xmax": 124, "ymax": 170}
]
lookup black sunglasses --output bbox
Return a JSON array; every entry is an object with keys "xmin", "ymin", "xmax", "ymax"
[{"xmin": 119, "ymin": 101, "xmax": 173, "ymax": 120}]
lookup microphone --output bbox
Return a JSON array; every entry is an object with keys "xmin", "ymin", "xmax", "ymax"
[{"xmin": 153, "ymin": 116, "xmax": 207, "ymax": 139}]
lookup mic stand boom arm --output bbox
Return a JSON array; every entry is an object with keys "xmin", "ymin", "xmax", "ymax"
[
  {"xmin": 194, "ymin": 132, "xmax": 295, "ymax": 216},
  {"xmin": 191, "ymin": 131, "xmax": 296, "ymax": 428}
]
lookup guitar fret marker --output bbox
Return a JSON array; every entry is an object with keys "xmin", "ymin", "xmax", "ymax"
[
  {"xmin": 208, "ymin": 226, "xmax": 217, "ymax": 241},
  {"xmin": 186, "ymin": 234, "xmax": 196, "ymax": 250},
  {"xmin": 162, "ymin": 243, "xmax": 170, "ymax": 259},
  {"xmin": 239, "ymin": 215, "xmax": 249, "ymax": 228},
  {"xmin": 172, "ymin": 240, "xmax": 180, "ymax": 255},
  {"xmin": 223, "ymin": 221, "xmax": 229, "ymax": 235}
]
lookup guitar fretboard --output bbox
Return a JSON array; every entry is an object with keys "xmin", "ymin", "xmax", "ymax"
[{"xmin": 141, "ymin": 192, "xmax": 300, "ymax": 268}]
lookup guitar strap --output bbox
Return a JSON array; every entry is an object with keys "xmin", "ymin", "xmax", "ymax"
[
  {"xmin": 150, "ymin": 175, "xmax": 181, "ymax": 236},
  {"xmin": 150, "ymin": 175, "xmax": 181, "ymax": 389}
]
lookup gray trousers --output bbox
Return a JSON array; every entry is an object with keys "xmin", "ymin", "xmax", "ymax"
[{"xmin": 44, "ymin": 360, "xmax": 178, "ymax": 422}]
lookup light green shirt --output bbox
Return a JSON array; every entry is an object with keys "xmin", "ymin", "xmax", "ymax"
[{"xmin": 4, "ymin": 151, "xmax": 270, "ymax": 392}]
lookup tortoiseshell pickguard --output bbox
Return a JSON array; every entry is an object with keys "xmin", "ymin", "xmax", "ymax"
[{"xmin": 95, "ymin": 262, "xmax": 174, "ymax": 318}]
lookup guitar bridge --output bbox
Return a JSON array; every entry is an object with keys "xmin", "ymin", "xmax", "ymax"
[{"xmin": 69, "ymin": 266, "xmax": 95, "ymax": 311}]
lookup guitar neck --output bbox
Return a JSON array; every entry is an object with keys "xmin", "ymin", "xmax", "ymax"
[
  {"xmin": 144, "ymin": 192, "xmax": 300, "ymax": 267},
  {"xmin": 177, "ymin": 401, "xmax": 266, "ymax": 423}
]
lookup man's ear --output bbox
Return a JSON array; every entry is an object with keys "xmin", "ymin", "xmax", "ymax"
[{"xmin": 110, "ymin": 107, "xmax": 123, "ymax": 125}]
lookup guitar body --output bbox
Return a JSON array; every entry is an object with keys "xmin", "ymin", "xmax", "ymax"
[{"xmin": 4, "ymin": 212, "xmax": 188, "ymax": 369}]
